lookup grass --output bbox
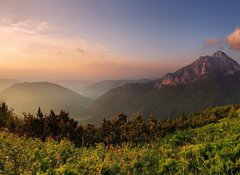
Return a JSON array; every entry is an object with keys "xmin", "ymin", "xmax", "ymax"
[{"xmin": 1, "ymin": 110, "xmax": 240, "ymax": 174}]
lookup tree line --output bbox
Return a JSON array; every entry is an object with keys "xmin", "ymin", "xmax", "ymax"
[{"xmin": 0, "ymin": 102, "xmax": 238, "ymax": 147}]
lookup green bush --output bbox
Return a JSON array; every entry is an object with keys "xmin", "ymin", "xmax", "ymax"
[{"xmin": 1, "ymin": 104, "xmax": 240, "ymax": 174}]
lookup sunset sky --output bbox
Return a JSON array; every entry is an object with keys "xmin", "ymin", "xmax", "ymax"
[{"xmin": 0, "ymin": 0, "xmax": 240, "ymax": 80}]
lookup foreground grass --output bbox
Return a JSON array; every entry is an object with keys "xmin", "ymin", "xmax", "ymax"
[{"xmin": 1, "ymin": 115, "xmax": 240, "ymax": 174}]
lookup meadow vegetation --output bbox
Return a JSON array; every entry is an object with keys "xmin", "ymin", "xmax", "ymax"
[{"xmin": 1, "ymin": 103, "xmax": 240, "ymax": 174}]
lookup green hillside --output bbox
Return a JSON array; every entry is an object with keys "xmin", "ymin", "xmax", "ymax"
[
  {"xmin": 91, "ymin": 72, "xmax": 240, "ymax": 121},
  {"xmin": 90, "ymin": 52, "xmax": 240, "ymax": 122},
  {"xmin": 1, "ymin": 105, "xmax": 240, "ymax": 174}
]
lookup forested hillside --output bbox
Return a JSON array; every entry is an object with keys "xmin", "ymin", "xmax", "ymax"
[{"xmin": 90, "ymin": 52, "xmax": 240, "ymax": 120}]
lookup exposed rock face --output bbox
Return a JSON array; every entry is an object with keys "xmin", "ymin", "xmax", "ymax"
[{"xmin": 154, "ymin": 51, "xmax": 240, "ymax": 89}]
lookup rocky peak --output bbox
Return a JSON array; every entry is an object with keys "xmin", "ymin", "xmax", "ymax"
[
  {"xmin": 211, "ymin": 50, "xmax": 228, "ymax": 58},
  {"xmin": 154, "ymin": 51, "xmax": 240, "ymax": 89}
]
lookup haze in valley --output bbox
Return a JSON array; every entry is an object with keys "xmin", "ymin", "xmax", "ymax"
[{"xmin": 0, "ymin": 0, "xmax": 239, "ymax": 123}]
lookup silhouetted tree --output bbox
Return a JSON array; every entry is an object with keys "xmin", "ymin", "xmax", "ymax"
[
  {"xmin": 0, "ymin": 102, "xmax": 238, "ymax": 147},
  {"xmin": 0, "ymin": 103, "xmax": 13, "ymax": 128}
]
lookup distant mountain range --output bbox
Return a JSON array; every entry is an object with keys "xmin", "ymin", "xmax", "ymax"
[
  {"xmin": 0, "ymin": 79, "xmax": 19, "ymax": 91},
  {"xmin": 90, "ymin": 51, "xmax": 240, "ymax": 121},
  {"xmin": 55, "ymin": 80, "xmax": 95, "ymax": 93},
  {"xmin": 0, "ymin": 79, "xmax": 152, "ymax": 122},
  {"xmin": 80, "ymin": 79, "xmax": 152, "ymax": 99},
  {"xmin": 1, "ymin": 51, "xmax": 240, "ymax": 124},
  {"xmin": 0, "ymin": 82, "xmax": 92, "ymax": 122}
]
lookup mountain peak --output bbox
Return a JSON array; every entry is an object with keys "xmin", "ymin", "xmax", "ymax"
[
  {"xmin": 154, "ymin": 52, "xmax": 240, "ymax": 89},
  {"xmin": 211, "ymin": 50, "xmax": 228, "ymax": 58}
]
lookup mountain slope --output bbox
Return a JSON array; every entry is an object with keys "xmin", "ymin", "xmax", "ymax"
[
  {"xmin": 0, "ymin": 79, "xmax": 20, "ymax": 91},
  {"xmin": 80, "ymin": 79, "xmax": 152, "ymax": 99},
  {"xmin": 55, "ymin": 80, "xmax": 95, "ymax": 93},
  {"xmin": 0, "ymin": 82, "xmax": 92, "ymax": 121},
  {"xmin": 90, "ymin": 51, "xmax": 240, "ymax": 121},
  {"xmin": 154, "ymin": 51, "xmax": 240, "ymax": 89}
]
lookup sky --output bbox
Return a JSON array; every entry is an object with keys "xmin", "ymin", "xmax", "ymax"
[{"xmin": 0, "ymin": 0, "xmax": 239, "ymax": 81}]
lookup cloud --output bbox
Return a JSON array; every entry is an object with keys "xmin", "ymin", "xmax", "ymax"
[
  {"xmin": 204, "ymin": 38, "xmax": 221, "ymax": 46},
  {"xmin": 76, "ymin": 48, "xmax": 85, "ymax": 54},
  {"xmin": 0, "ymin": 16, "xmax": 110, "ymax": 57},
  {"xmin": 1, "ymin": 16, "xmax": 158, "ymax": 79},
  {"xmin": 0, "ymin": 16, "xmax": 171, "ymax": 80},
  {"xmin": 0, "ymin": 16, "xmax": 62, "ymax": 35},
  {"xmin": 227, "ymin": 27, "xmax": 240, "ymax": 50}
]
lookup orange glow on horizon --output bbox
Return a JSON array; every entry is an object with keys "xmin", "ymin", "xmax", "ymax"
[{"xmin": 0, "ymin": 16, "xmax": 181, "ymax": 80}]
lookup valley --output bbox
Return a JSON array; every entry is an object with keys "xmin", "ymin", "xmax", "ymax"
[{"xmin": 1, "ymin": 51, "xmax": 240, "ymax": 125}]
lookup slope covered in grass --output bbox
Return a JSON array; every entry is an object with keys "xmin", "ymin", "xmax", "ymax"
[{"xmin": 1, "ymin": 106, "xmax": 240, "ymax": 174}]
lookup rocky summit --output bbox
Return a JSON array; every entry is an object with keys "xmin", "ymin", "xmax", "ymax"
[
  {"xmin": 90, "ymin": 51, "xmax": 240, "ymax": 120},
  {"xmin": 154, "ymin": 51, "xmax": 240, "ymax": 89}
]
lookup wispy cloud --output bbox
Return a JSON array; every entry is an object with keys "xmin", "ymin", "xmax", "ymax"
[
  {"xmin": 76, "ymin": 48, "xmax": 85, "ymax": 54},
  {"xmin": 204, "ymin": 38, "xmax": 221, "ymax": 46},
  {"xmin": 0, "ymin": 16, "xmax": 110, "ymax": 57},
  {"xmin": 0, "ymin": 16, "xmax": 169, "ymax": 79},
  {"xmin": 1, "ymin": 16, "xmax": 61, "ymax": 33},
  {"xmin": 227, "ymin": 27, "xmax": 240, "ymax": 50},
  {"xmin": 204, "ymin": 37, "xmax": 225, "ymax": 50},
  {"xmin": 205, "ymin": 27, "xmax": 240, "ymax": 51}
]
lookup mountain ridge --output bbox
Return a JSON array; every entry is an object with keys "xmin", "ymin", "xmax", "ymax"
[
  {"xmin": 79, "ymin": 79, "xmax": 153, "ymax": 99},
  {"xmin": 0, "ymin": 82, "xmax": 92, "ymax": 121},
  {"xmin": 90, "ymin": 51, "xmax": 240, "ymax": 122},
  {"xmin": 154, "ymin": 51, "xmax": 240, "ymax": 89}
]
